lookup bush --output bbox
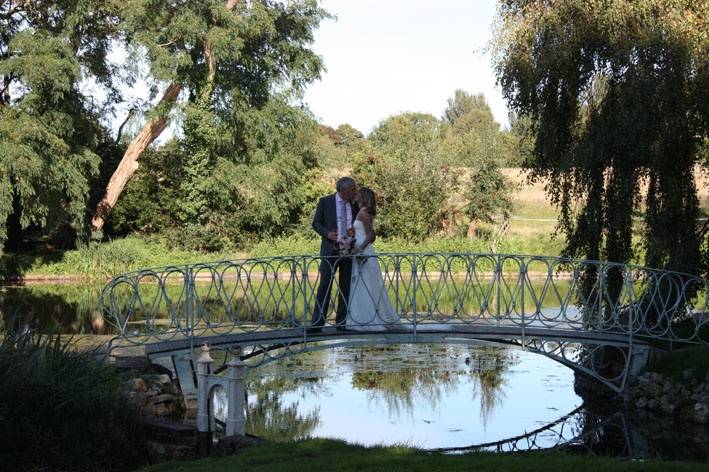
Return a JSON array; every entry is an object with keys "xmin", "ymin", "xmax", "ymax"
[
  {"xmin": 353, "ymin": 113, "xmax": 456, "ymax": 241},
  {"xmin": 0, "ymin": 328, "xmax": 148, "ymax": 471}
]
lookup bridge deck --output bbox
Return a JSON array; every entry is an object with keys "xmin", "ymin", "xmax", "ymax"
[{"xmin": 139, "ymin": 324, "xmax": 644, "ymax": 357}]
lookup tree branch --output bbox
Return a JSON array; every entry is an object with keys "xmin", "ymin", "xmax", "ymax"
[
  {"xmin": 90, "ymin": 0, "xmax": 242, "ymax": 232},
  {"xmin": 115, "ymin": 107, "xmax": 136, "ymax": 144},
  {"xmin": 200, "ymin": 0, "xmax": 238, "ymax": 101},
  {"xmin": 1, "ymin": 75, "xmax": 11, "ymax": 106}
]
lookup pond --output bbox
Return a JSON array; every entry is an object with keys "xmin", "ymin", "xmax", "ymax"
[
  {"xmin": 226, "ymin": 343, "xmax": 707, "ymax": 459},
  {"xmin": 3, "ymin": 283, "xmax": 708, "ymax": 460},
  {"xmin": 239, "ymin": 343, "xmax": 580, "ymax": 449}
]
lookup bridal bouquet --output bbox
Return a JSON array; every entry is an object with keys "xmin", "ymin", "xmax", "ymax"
[
  {"xmin": 337, "ymin": 226, "xmax": 355, "ymax": 256},
  {"xmin": 337, "ymin": 236, "xmax": 353, "ymax": 256}
]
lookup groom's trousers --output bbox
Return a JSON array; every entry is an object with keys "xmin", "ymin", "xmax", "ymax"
[{"xmin": 311, "ymin": 254, "xmax": 352, "ymax": 327}]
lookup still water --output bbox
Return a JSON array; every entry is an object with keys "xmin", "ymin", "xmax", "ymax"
[{"xmin": 238, "ymin": 344, "xmax": 580, "ymax": 449}]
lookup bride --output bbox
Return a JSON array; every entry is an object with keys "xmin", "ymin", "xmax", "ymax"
[{"xmin": 347, "ymin": 187, "xmax": 400, "ymax": 331}]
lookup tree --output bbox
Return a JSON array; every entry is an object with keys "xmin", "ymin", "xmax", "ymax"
[
  {"xmin": 110, "ymin": 94, "xmax": 321, "ymax": 249},
  {"xmin": 494, "ymin": 0, "xmax": 708, "ymax": 280},
  {"xmin": 91, "ymin": 0, "xmax": 327, "ymax": 232},
  {"xmin": 335, "ymin": 123, "xmax": 364, "ymax": 146},
  {"xmin": 440, "ymin": 91, "xmax": 512, "ymax": 234},
  {"xmin": 354, "ymin": 113, "xmax": 455, "ymax": 240},
  {"xmin": 0, "ymin": 1, "xmax": 120, "ymax": 249},
  {"xmin": 443, "ymin": 90, "xmax": 495, "ymax": 127}
]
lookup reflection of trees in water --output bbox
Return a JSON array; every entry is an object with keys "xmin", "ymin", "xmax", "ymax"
[
  {"xmin": 352, "ymin": 365, "xmax": 459, "ymax": 419},
  {"xmin": 245, "ymin": 381, "xmax": 320, "ymax": 441},
  {"xmin": 245, "ymin": 352, "xmax": 330, "ymax": 441},
  {"xmin": 350, "ymin": 344, "xmax": 517, "ymax": 423},
  {"xmin": 466, "ymin": 346, "xmax": 514, "ymax": 427},
  {"xmin": 0, "ymin": 284, "xmax": 107, "ymax": 335},
  {"xmin": 239, "ymin": 344, "xmax": 519, "ymax": 439}
]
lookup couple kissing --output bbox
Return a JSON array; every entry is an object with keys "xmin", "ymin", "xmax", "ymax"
[{"xmin": 309, "ymin": 177, "xmax": 400, "ymax": 332}]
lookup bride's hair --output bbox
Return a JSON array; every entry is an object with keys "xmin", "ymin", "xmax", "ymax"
[{"xmin": 358, "ymin": 187, "xmax": 377, "ymax": 216}]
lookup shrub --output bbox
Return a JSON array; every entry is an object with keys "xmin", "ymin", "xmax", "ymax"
[{"xmin": 0, "ymin": 328, "xmax": 148, "ymax": 471}]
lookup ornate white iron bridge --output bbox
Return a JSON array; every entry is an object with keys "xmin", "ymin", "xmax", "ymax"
[{"xmin": 101, "ymin": 253, "xmax": 709, "ymax": 435}]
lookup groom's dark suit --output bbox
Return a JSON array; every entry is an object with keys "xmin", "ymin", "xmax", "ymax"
[{"xmin": 311, "ymin": 193, "xmax": 359, "ymax": 328}]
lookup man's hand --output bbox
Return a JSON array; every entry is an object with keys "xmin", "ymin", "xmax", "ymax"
[
  {"xmin": 328, "ymin": 231, "xmax": 338, "ymax": 241},
  {"xmin": 347, "ymin": 227, "xmax": 355, "ymax": 238}
]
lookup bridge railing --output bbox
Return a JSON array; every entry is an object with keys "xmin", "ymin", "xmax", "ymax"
[{"xmin": 99, "ymin": 253, "xmax": 709, "ymax": 346}]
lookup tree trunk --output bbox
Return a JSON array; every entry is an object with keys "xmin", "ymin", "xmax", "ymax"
[
  {"xmin": 90, "ymin": 81, "xmax": 181, "ymax": 232},
  {"xmin": 90, "ymin": 0, "xmax": 240, "ymax": 233},
  {"xmin": 466, "ymin": 220, "xmax": 477, "ymax": 238}
]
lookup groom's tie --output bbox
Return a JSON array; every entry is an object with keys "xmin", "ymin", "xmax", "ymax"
[{"xmin": 338, "ymin": 200, "xmax": 347, "ymax": 240}]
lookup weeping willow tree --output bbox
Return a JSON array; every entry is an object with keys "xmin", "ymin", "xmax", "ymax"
[{"xmin": 494, "ymin": 1, "xmax": 708, "ymax": 316}]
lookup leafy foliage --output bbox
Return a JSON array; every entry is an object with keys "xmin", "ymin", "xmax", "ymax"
[
  {"xmin": 120, "ymin": 0, "xmax": 327, "ymax": 101},
  {"xmin": 494, "ymin": 0, "xmax": 708, "ymax": 277},
  {"xmin": 0, "ymin": 1, "xmax": 120, "ymax": 249},
  {"xmin": 354, "ymin": 113, "xmax": 456, "ymax": 240},
  {"xmin": 110, "ymin": 95, "xmax": 321, "ymax": 249},
  {"xmin": 440, "ymin": 91, "xmax": 513, "ymax": 227}
]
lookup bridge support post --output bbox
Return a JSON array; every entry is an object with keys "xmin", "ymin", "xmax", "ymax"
[
  {"xmin": 623, "ymin": 344, "xmax": 651, "ymax": 395},
  {"xmin": 196, "ymin": 344, "xmax": 213, "ymax": 434},
  {"xmin": 171, "ymin": 354, "xmax": 198, "ymax": 409},
  {"xmin": 225, "ymin": 349, "xmax": 246, "ymax": 437}
]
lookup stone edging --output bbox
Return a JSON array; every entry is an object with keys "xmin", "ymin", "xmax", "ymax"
[{"xmin": 627, "ymin": 371, "xmax": 709, "ymax": 425}]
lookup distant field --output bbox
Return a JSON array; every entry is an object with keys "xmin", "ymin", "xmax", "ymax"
[{"xmin": 501, "ymin": 167, "xmax": 709, "ymax": 242}]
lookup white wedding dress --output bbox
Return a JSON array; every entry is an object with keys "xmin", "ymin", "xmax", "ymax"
[{"xmin": 347, "ymin": 219, "xmax": 401, "ymax": 331}]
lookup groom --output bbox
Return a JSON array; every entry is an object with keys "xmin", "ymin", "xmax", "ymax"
[{"xmin": 310, "ymin": 176, "xmax": 359, "ymax": 332}]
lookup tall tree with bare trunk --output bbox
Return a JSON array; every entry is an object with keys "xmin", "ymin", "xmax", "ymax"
[{"xmin": 91, "ymin": 0, "xmax": 326, "ymax": 233}]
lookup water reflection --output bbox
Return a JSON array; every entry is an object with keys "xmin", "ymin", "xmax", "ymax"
[
  {"xmin": 238, "ymin": 343, "xmax": 577, "ymax": 449},
  {"xmin": 246, "ymin": 370, "xmax": 323, "ymax": 440},
  {"xmin": 347, "ymin": 345, "xmax": 513, "ymax": 427},
  {"xmin": 0, "ymin": 284, "xmax": 107, "ymax": 335},
  {"xmin": 233, "ymin": 344, "xmax": 708, "ymax": 460}
]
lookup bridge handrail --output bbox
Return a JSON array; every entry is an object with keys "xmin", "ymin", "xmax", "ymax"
[
  {"xmin": 99, "ymin": 252, "xmax": 709, "ymax": 349},
  {"xmin": 101, "ymin": 252, "xmax": 703, "ymax": 281}
]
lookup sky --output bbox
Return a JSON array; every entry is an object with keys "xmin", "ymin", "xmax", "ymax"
[{"xmin": 302, "ymin": 0, "xmax": 509, "ymax": 135}]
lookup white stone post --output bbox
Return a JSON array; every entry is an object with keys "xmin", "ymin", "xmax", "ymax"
[
  {"xmin": 196, "ymin": 344, "xmax": 214, "ymax": 433},
  {"xmin": 225, "ymin": 348, "xmax": 247, "ymax": 437}
]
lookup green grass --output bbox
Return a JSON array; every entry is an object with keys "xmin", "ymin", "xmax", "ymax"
[
  {"xmin": 0, "ymin": 233, "xmax": 569, "ymax": 281},
  {"xmin": 1, "ymin": 236, "xmax": 238, "ymax": 280},
  {"xmin": 645, "ymin": 345, "xmax": 709, "ymax": 382},
  {"xmin": 139, "ymin": 438, "xmax": 706, "ymax": 472},
  {"xmin": 251, "ymin": 234, "xmax": 565, "ymax": 259}
]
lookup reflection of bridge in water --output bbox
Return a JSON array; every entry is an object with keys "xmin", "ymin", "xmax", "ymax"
[
  {"xmin": 101, "ymin": 253, "xmax": 709, "ymax": 440},
  {"xmin": 440, "ymin": 403, "xmax": 709, "ymax": 460},
  {"xmin": 437, "ymin": 406, "xmax": 630, "ymax": 456}
]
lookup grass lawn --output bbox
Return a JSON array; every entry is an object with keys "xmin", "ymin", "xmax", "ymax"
[{"xmin": 140, "ymin": 439, "xmax": 707, "ymax": 472}]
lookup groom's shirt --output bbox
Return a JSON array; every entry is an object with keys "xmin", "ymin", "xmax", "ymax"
[{"xmin": 335, "ymin": 192, "xmax": 352, "ymax": 240}]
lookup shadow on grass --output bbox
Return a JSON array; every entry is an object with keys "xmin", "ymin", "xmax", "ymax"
[
  {"xmin": 0, "ymin": 250, "xmax": 65, "ymax": 281},
  {"xmin": 139, "ymin": 438, "xmax": 708, "ymax": 472}
]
